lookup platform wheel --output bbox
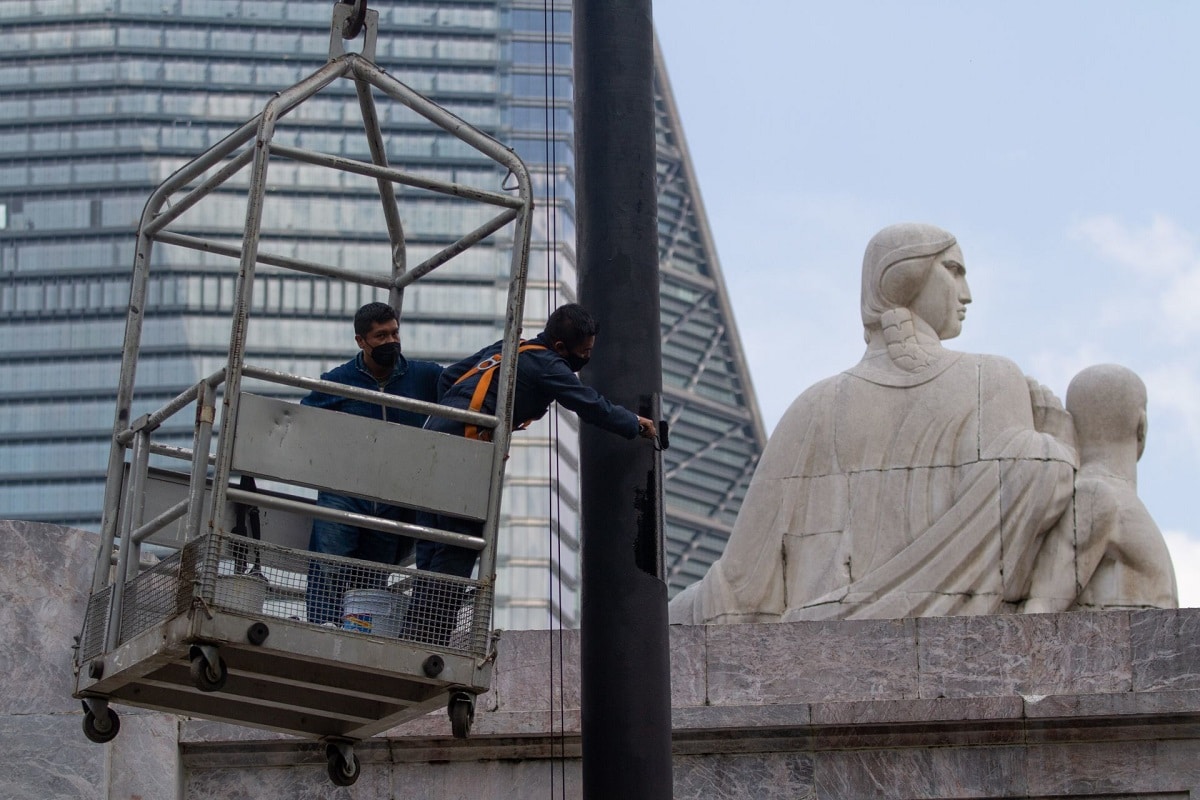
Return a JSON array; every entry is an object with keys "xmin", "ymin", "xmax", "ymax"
[
  {"xmin": 448, "ymin": 692, "xmax": 475, "ymax": 739},
  {"xmin": 326, "ymin": 743, "xmax": 361, "ymax": 787},
  {"xmin": 82, "ymin": 706, "xmax": 121, "ymax": 744},
  {"xmin": 189, "ymin": 650, "xmax": 228, "ymax": 692}
]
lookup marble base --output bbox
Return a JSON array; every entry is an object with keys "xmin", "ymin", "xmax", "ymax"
[
  {"xmin": 180, "ymin": 613, "xmax": 1200, "ymax": 799},
  {"xmin": 4, "ymin": 521, "xmax": 1198, "ymax": 799}
]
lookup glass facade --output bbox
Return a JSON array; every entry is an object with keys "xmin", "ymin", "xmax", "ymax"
[
  {"xmin": 652, "ymin": 44, "xmax": 767, "ymax": 595},
  {"xmin": 0, "ymin": 0, "xmax": 763, "ymax": 628}
]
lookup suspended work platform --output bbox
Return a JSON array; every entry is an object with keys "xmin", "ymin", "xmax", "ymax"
[{"xmin": 72, "ymin": 2, "xmax": 533, "ymax": 786}]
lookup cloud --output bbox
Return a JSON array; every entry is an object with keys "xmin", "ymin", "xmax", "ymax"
[
  {"xmin": 1024, "ymin": 343, "xmax": 1112, "ymax": 398},
  {"xmin": 1071, "ymin": 214, "xmax": 1200, "ymax": 341},
  {"xmin": 1071, "ymin": 214, "xmax": 1196, "ymax": 277},
  {"xmin": 1161, "ymin": 266, "xmax": 1200, "ymax": 339},
  {"xmin": 1066, "ymin": 215, "xmax": 1200, "ymax": 460},
  {"xmin": 1142, "ymin": 362, "xmax": 1200, "ymax": 446},
  {"xmin": 1164, "ymin": 529, "xmax": 1200, "ymax": 609}
]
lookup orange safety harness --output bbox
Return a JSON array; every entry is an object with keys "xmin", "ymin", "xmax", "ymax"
[{"xmin": 452, "ymin": 341, "xmax": 548, "ymax": 441}]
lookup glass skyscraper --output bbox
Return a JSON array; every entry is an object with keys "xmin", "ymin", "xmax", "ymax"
[{"xmin": 0, "ymin": 0, "xmax": 764, "ymax": 629}]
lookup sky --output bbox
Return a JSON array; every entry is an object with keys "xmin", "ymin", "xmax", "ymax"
[{"xmin": 652, "ymin": 1, "xmax": 1199, "ymax": 607}]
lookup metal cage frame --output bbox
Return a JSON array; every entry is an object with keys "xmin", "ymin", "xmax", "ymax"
[{"xmin": 73, "ymin": 5, "xmax": 533, "ymax": 778}]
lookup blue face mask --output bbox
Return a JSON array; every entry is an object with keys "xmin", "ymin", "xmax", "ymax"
[{"xmin": 370, "ymin": 342, "xmax": 401, "ymax": 369}]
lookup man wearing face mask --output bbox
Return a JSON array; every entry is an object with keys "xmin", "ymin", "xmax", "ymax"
[
  {"xmin": 407, "ymin": 303, "xmax": 655, "ymax": 644},
  {"xmin": 301, "ymin": 302, "xmax": 444, "ymax": 625}
]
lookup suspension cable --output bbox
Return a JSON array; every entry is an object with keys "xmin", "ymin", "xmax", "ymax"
[{"xmin": 542, "ymin": 1, "xmax": 566, "ymax": 797}]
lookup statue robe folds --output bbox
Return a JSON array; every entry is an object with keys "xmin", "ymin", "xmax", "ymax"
[{"xmin": 672, "ymin": 347, "xmax": 1077, "ymax": 624}]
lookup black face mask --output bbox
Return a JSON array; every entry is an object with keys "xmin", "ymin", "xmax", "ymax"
[
  {"xmin": 370, "ymin": 342, "xmax": 401, "ymax": 369},
  {"xmin": 564, "ymin": 352, "xmax": 590, "ymax": 373}
]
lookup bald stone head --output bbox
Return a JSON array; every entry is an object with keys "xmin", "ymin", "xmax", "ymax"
[{"xmin": 1067, "ymin": 363, "xmax": 1148, "ymax": 461}]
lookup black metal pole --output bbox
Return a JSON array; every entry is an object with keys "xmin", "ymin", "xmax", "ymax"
[{"xmin": 574, "ymin": 0, "xmax": 672, "ymax": 797}]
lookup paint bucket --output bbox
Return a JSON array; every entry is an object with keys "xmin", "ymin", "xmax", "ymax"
[
  {"xmin": 214, "ymin": 573, "xmax": 268, "ymax": 614},
  {"xmin": 343, "ymin": 588, "xmax": 404, "ymax": 637}
]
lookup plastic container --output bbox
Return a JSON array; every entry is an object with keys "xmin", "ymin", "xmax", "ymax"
[
  {"xmin": 342, "ymin": 588, "xmax": 406, "ymax": 637},
  {"xmin": 214, "ymin": 573, "xmax": 268, "ymax": 614}
]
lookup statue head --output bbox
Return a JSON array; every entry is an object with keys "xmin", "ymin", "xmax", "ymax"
[
  {"xmin": 1067, "ymin": 363, "xmax": 1149, "ymax": 461},
  {"xmin": 861, "ymin": 223, "xmax": 970, "ymax": 341}
]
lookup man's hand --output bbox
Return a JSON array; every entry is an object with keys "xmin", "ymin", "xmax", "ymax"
[{"xmin": 637, "ymin": 416, "xmax": 657, "ymax": 439}]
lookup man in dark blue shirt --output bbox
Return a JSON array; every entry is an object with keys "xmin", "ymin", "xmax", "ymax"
[
  {"xmin": 302, "ymin": 302, "xmax": 443, "ymax": 625},
  {"xmin": 410, "ymin": 303, "xmax": 655, "ymax": 643}
]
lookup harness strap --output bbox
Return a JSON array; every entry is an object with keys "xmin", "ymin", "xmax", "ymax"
[{"xmin": 454, "ymin": 342, "xmax": 548, "ymax": 440}]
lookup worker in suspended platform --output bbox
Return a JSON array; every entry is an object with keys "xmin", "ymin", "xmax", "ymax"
[
  {"xmin": 407, "ymin": 302, "xmax": 657, "ymax": 644},
  {"xmin": 301, "ymin": 302, "xmax": 444, "ymax": 625}
]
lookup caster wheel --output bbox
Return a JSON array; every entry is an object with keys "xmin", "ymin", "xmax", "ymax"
[
  {"xmin": 189, "ymin": 652, "xmax": 228, "ymax": 692},
  {"xmin": 448, "ymin": 694, "xmax": 474, "ymax": 739},
  {"xmin": 82, "ymin": 707, "xmax": 120, "ymax": 744},
  {"xmin": 326, "ymin": 744, "xmax": 361, "ymax": 787}
]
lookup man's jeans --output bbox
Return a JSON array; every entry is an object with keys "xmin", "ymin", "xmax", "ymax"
[
  {"xmin": 305, "ymin": 492, "xmax": 415, "ymax": 625},
  {"xmin": 403, "ymin": 515, "xmax": 481, "ymax": 646}
]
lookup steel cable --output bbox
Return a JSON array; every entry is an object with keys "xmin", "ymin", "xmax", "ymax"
[{"xmin": 542, "ymin": 2, "xmax": 567, "ymax": 797}]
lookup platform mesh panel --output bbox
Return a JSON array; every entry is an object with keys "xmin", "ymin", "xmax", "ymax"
[
  {"xmin": 78, "ymin": 585, "xmax": 111, "ymax": 663},
  {"xmin": 231, "ymin": 532, "xmax": 492, "ymax": 655},
  {"xmin": 103, "ymin": 532, "xmax": 490, "ymax": 657},
  {"xmin": 118, "ymin": 549, "xmax": 189, "ymax": 644}
]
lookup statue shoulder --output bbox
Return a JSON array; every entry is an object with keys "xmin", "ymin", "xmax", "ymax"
[
  {"xmin": 777, "ymin": 374, "xmax": 842, "ymax": 421},
  {"xmin": 972, "ymin": 352, "xmax": 1040, "ymax": 393},
  {"xmin": 757, "ymin": 375, "xmax": 844, "ymax": 470}
]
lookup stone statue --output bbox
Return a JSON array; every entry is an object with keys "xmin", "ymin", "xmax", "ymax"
[
  {"xmin": 1023, "ymin": 364, "xmax": 1179, "ymax": 611},
  {"xmin": 670, "ymin": 223, "xmax": 1081, "ymax": 624}
]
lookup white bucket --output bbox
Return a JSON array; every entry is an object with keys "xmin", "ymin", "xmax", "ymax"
[
  {"xmin": 214, "ymin": 573, "xmax": 268, "ymax": 614},
  {"xmin": 343, "ymin": 588, "xmax": 406, "ymax": 637}
]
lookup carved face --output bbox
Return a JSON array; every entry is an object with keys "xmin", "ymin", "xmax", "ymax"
[{"xmin": 910, "ymin": 244, "xmax": 971, "ymax": 340}]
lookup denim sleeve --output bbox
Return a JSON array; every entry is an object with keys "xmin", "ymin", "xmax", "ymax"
[
  {"xmin": 301, "ymin": 371, "xmax": 344, "ymax": 410},
  {"xmin": 422, "ymin": 362, "xmax": 446, "ymax": 403},
  {"xmin": 538, "ymin": 359, "xmax": 640, "ymax": 439}
]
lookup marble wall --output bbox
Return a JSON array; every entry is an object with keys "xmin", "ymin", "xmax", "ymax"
[
  {"xmin": 4, "ymin": 521, "xmax": 1199, "ymax": 799},
  {"xmin": 0, "ymin": 519, "xmax": 181, "ymax": 800}
]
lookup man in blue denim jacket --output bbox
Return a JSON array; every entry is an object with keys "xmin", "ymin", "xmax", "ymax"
[{"xmin": 301, "ymin": 302, "xmax": 443, "ymax": 625}]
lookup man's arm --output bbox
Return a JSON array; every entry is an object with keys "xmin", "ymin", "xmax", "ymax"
[
  {"xmin": 300, "ymin": 370, "xmax": 346, "ymax": 410},
  {"xmin": 539, "ymin": 360, "xmax": 645, "ymax": 439},
  {"xmin": 410, "ymin": 360, "xmax": 445, "ymax": 403}
]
